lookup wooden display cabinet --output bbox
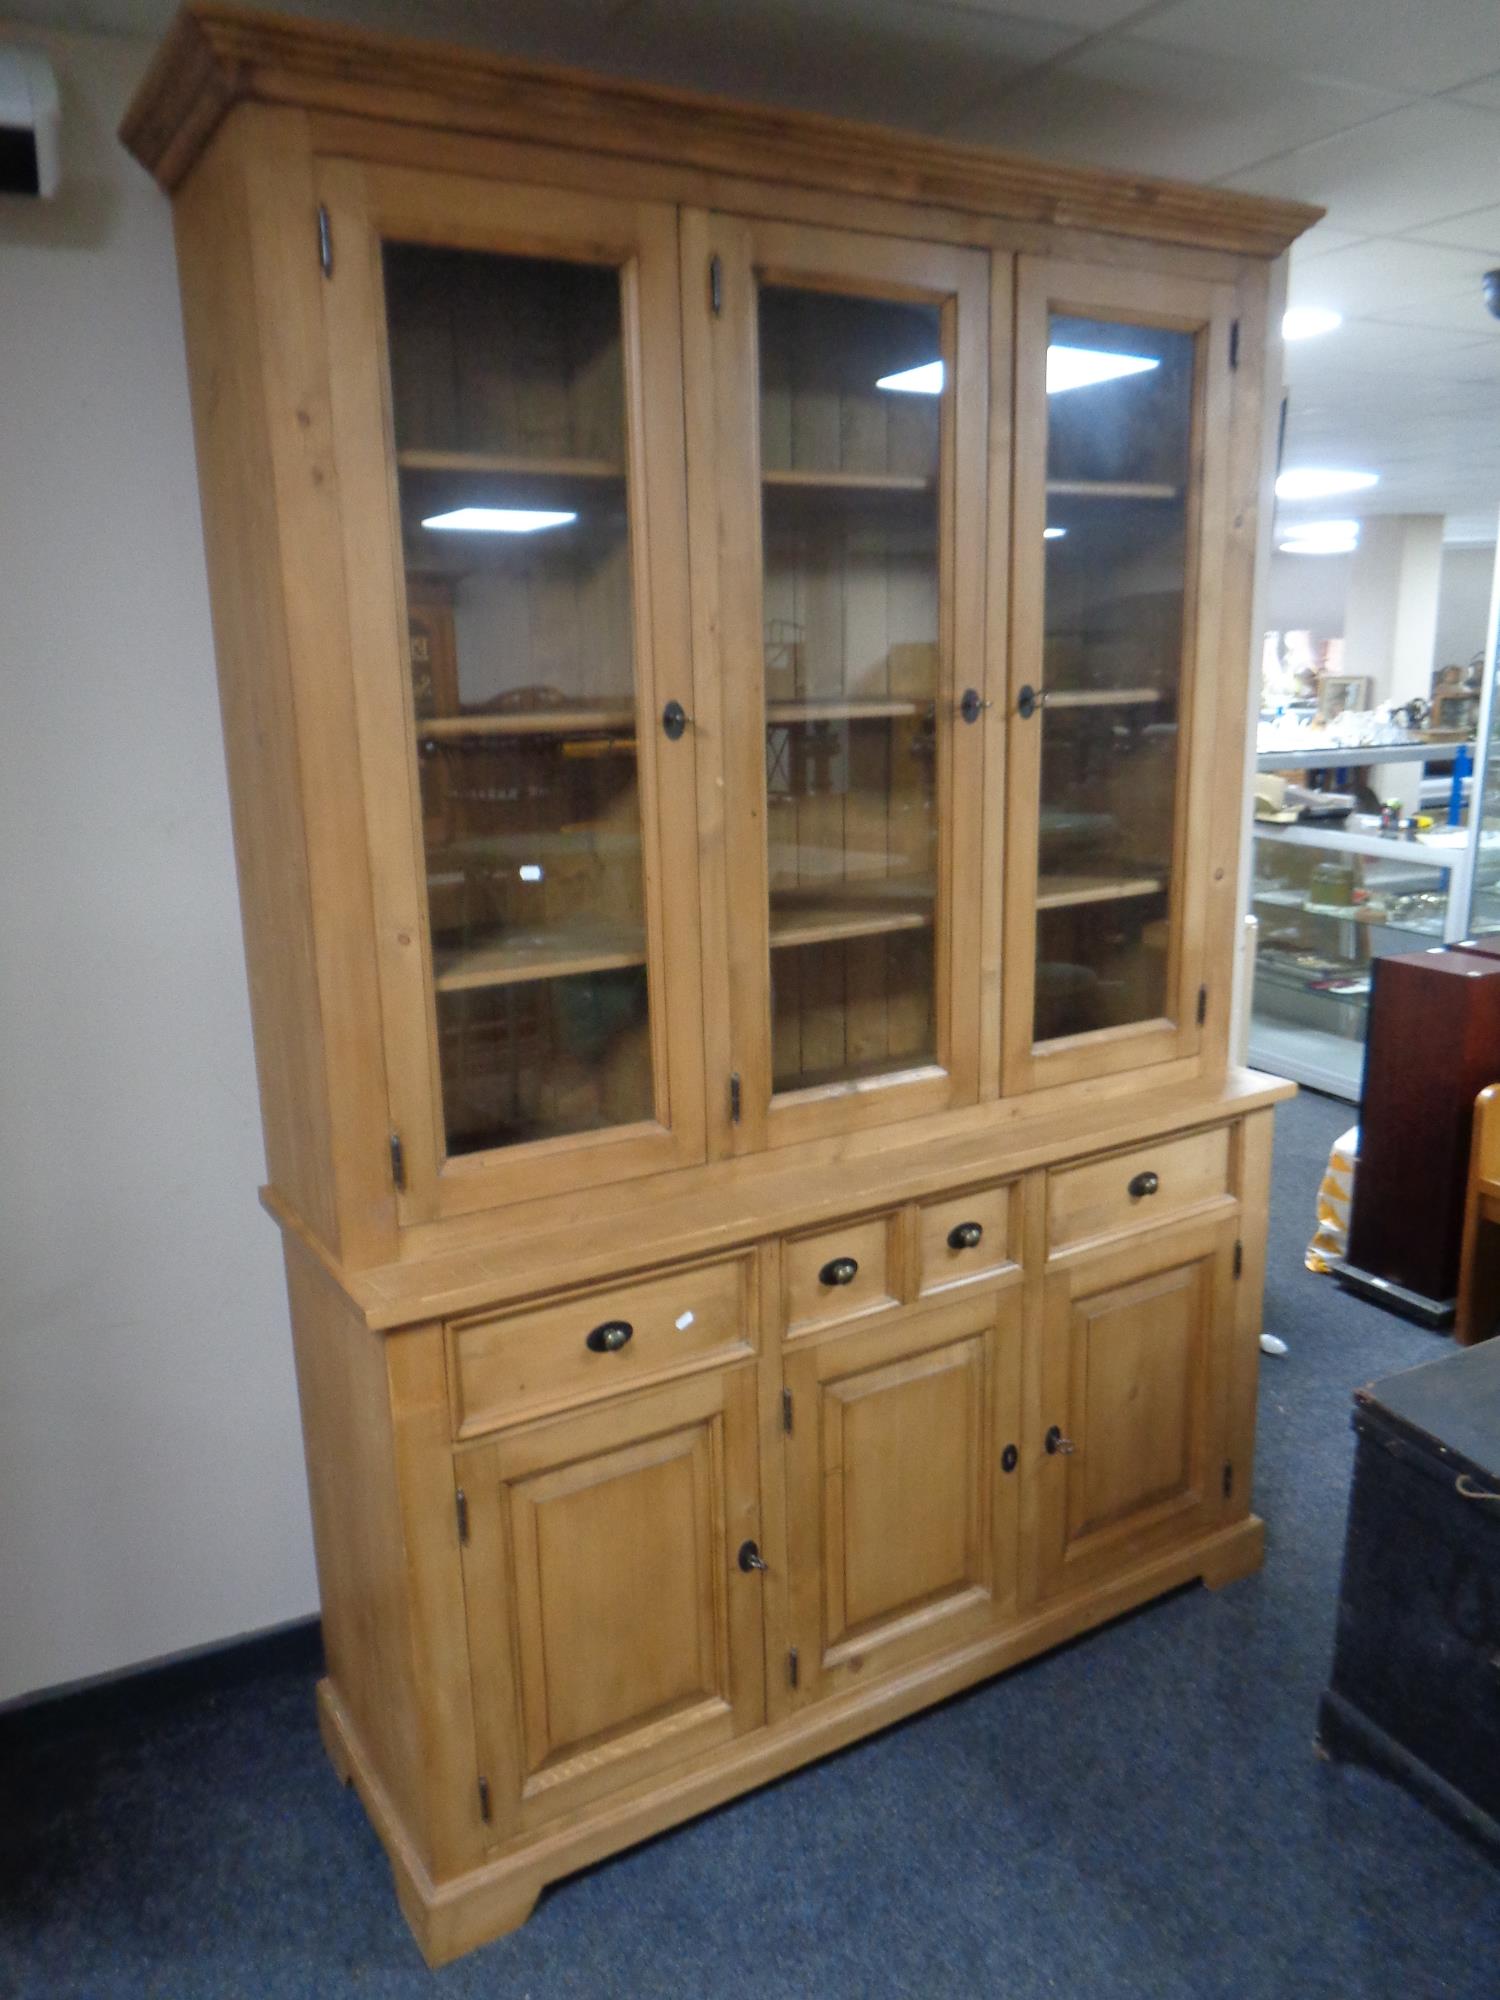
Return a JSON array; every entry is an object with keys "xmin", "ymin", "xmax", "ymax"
[{"xmin": 123, "ymin": 5, "xmax": 1312, "ymax": 1965}]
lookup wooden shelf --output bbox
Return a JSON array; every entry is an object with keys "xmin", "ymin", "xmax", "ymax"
[
  {"xmin": 399, "ymin": 449, "xmax": 624, "ymax": 480},
  {"xmin": 1036, "ymin": 874, "xmax": 1165, "ymax": 911},
  {"xmin": 1045, "ymin": 479, "xmax": 1179, "ymax": 501},
  {"xmin": 418, "ymin": 708, "xmax": 635, "ymax": 740},
  {"xmin": 765, "ymin": 698, "xmax": 930, "ymax": 724},
  {"xmin": 1044, "ymin": 688, "xmax": 1164, "ymax": 710},
  {"xmin": 770, "ymin": 888, "xmax": 933, "ymax": 950},
  {"xmin": 762, "ymin": 468, "xmax": 933, "ymax": 495},
  {"xmin": 433, "ymin": 926, "xmax": 646, "ymax": 993}
]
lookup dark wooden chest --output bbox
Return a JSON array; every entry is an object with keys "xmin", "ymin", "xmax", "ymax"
[{"xmin": 1318, "ymin": 1337, "xmax": 1500, "ymax": 1850}]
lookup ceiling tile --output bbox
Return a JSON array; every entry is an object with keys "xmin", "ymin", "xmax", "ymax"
[
  {"xmin": 1403, "ymin": 203, "xmax": 1500, "ymax": 253},
  {"xmin": 1218, "ymin": 100, "xmax": 1500, "ymax": 236},
  {"xmin": 945, "ymin": 35, "xmax": 1403, "ymax": 180},
  {"xmin": 916, "ymin": 0, "xmax": 1154, "ymax": 28},
  {"xmin": 595, "ymin": 0, "xmax": 1074, "ymax": 129},
  {"xmin": 1289, "ymin": 222, "xmax": 1367, "ymax": 261},
  {"xmin": 1451, "ymin": 70, "xmax": 1500, "ymax": 109},
  {"xmin": 1285, "ymin": 237, "xmax": 1498, "ymax": 338},
  {"xmin": 1136, "ymin": 0, "xmax": 1500, "ymax": 98}
]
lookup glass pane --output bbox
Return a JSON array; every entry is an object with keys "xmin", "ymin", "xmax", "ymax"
[
  {"xmin": 758, "ymin": 286, "xmax": 942, "ymax": 1094},
  {"xmin": 1034, "ymin": 313, "xmax": 1196, "ymax": 1045},
  {"xmin": 384, "ymin": 244, "xmax": 653, "ymax": 1156}
]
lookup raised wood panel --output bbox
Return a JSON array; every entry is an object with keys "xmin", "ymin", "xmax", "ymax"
[
  {"xmin": 916, "ymin": 1181, "xmax": 1019, "ymax": 1297},
  {"xmin": 784, "ymin": 1294, "xmax": 1021, "ymax": 1701},
  {"xmin": 461, "ymin": 1367, "xmax": 765, "ymax": 1833},
  {"xmin": 783, "ymin": 1211, "xmax": 902, "ymax": 1336},
  {"xmin": 1035, "ymin": 1215, "xmax": 1236, "ymax": 1600}
]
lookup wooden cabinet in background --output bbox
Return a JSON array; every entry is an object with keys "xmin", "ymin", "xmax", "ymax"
[{"xmin": 124, "ymin": 4, "xmax": 1311, "ymax": 1965}]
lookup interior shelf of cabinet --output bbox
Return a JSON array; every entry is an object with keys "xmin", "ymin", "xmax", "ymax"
[
  {"xmin": 432, "ymin": 925, "xmax": 647, "ymax": 993},
  {"xmin": 1043, "ymin": 688, "xmax": 1164, "ymax": 710},
  {"xmin": 417, "ymin": 708, "xmax": 636, "ymax": 740},
  {"xmin": 1045, "ymin": 479, "xmax": 1180, "ymax": 501},
  {"xmin": 764, "ymin": 698, "xmax": 930, "ymax": 724},
  {"xmin": 397, "ymin": 449, "xmax": 625, "ymax": 480},
  {"xmin": 761, "ymin": 468, "xmax": 934, "ymax": 494},
  {"xmin": 769, "ymin": 885, "xmax": 934, "ymax": 950},
  {"xmin": 1036, "ymin": 874, "xmax": 1165, "ymax": 911}
]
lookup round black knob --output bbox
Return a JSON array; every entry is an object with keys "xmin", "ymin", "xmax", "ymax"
[
  {"xmin": 948, "ymin": 1220, "xmax": 984, "ymax": 1251},
  {"xmin": 586, "ymin": 1319, "xmax": 634, "ymax": 1353},
  {"xmin": 1001, "ymin": 1443, "xmax": 1019, "ymax": 1474},
  {"xmin": 1128, "ymin": 1170, "xmax": 1160, "ymax": 1200},
  {"xmin": 1045, "ymin": 1425, "xmax": 1076, "ymax": 1456},
  {"xmin": 662, "ymin": 699, "xmax": 691, "ymax": 740},
  {"xmin": 819, "ymin": 1256, "xmax": 859, "ymax": 1287},
  {"xmin": 738, "ymin": 1540, "xmax": 768, "ymax": 1573}
]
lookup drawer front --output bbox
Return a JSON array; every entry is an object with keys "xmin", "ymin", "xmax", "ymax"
[
  {"xmin": 1048, "ymin": 1125, "xmax": 1232, "ymax": 1254},
  {"xmin": 917, "ymin": 1184, "xmax": 1017, "ymax": 1298},
  {"xmin": 450, "ymin": 1255, "xmax": 754, "ymax": 1437},
  {"xmin": 784, "ymin": 1214, "xmax": 900, "ymax": 1336}
]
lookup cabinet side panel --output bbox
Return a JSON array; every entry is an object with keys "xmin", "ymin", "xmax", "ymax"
[
  {"xmin": 1226, "ymin": 1108, "xmax": 1273, "ymax": 1517},
  {"xmin": 173, "ymin": 121, "xmax": 339, "ymax": 1249},
  {"xmin": 283, "ymin": 1239, "xmax": 431, "ymax": 1858}
]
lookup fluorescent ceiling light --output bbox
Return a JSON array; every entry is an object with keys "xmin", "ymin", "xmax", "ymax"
[
  {"xmin": 1046, "ymin": 345, "xmax": 1158, "ymax": 395},
  {"xmin": 421, "ymin": 507, "xmax": 578, "ymax": 533},
  {"xmin": 1043, "ymin": 526, "xmax": 1067, "ymax": 540},
  {"xmin": 1279, "ymin": 518, "xmax": 1360, "ymax": 555},
  {"xmin": 1282, "ymin": 306, "xmax": 1343, "ymax": 342},
  {"xmin": 1275, "ymin": 468, "xmax": 1378, "ymax": 501},
  {"xmin": 518, "ymin": 864, "xmax": 543, "ymax": 882},
  {"xmin": 876, "ymin": 345, "xmax": 1160, "ymax": 397},
  {"xmin": 877, "ymin": 361, "xmax": 944, "ymax": 394}
]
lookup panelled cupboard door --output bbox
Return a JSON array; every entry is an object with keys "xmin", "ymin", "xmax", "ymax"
[
  {"xmin": 458, "ymin": 1368, "xmax": 765, "ymax": 1837},
  {"xmin": 1035, "ymin": 1216, "xmax": 1237, "ymax": 1602},
  {"xmin": 316, "ymin": 160, "xmax": 706, "ymax": 1222},
  {"xmin": 783, "ymin": 1295, "xmax": 1021, "ymax": 1703},
  {"xmin": 686, "ymin": 211, "xmax": 993, "ymax": 1153},
  {"xmin": 1001, "ymin": 258, "xmax": 1236, "ymax": 1095}
]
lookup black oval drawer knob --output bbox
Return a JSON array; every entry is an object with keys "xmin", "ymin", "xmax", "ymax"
[
  {"xmin": 586, "ymin": 1319, "xmax": 634, "ymax": 1353},
  {"xmin": 1128, "ymin": 1170, "xmax": 1160, "ymax": 1199},
  {"xmin": 948, "ymin": 1220, "xmax": 984, "ymax": 1251},
  {"xmin": 819, "ymin": 1256, "xmax": 859, "ymax": 1287}
]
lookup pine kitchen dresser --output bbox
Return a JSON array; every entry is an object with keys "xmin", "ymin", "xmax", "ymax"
[{"xmin": 122, "ymin": 6, "xmax": 1313, "ymax": 1964}]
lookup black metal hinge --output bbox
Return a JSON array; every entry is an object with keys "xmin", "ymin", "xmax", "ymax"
[
  {"xmin": 729, "ymin": 1071, "xmax": 742, "ymax": 1124},
  {"xmin": 1196, "ymin": 984, "xmax": 1208, "ymax": 1026},
  {"xmin": 455, "ymin": 1488, "xmax": 469, "ymax": 1544},
  {"xmin": 1229, "ymin": 318, "xmax": 1240, "ymax": 370},
  {"xmin": 1222, "ymin": 1461, "xmax": 1234, "ymax": 1500},
  {"xmin": 788, "ymin": 1647, "xmax": 799, "ymax": 1690},
  {"xmin": 317, "ymin": 203, "xmax": 333, "ymax": 278},
  {"xmin": 709, "ymin": 253, "xmax": 723, "ymax": 316},
  {"xmin": 477, "ymin": 1775, "xmax": 491, "ymax": 1823},
  {"xmin": 781, "ymin": 1387, "xmax": 794, "ymax": 1435},
  {"xmin": 389, "ymin": 1130, "xmax": 406, "ymax": 1191},
  {"xmin": 1233, "ymin": 1239, "xmax": 1244, "ymax": 1278}
]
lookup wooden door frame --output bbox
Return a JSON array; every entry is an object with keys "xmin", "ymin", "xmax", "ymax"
[
  {"xmin": 316, "ymin": 157, "xmax": 708, "ymax": 1224},
  {"xmin": 1000, "ymin": 256, "xmax": 1237, "ymax": 1098},
  {"xmin": 1031, "ymin": 1211, "xmax": 1237, "ymax": 1604},
  {"xmin": 685, "ymin": 210, "xmax": 990, "ymax": 1156}
]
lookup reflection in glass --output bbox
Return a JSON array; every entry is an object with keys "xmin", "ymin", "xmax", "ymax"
[
  {"xmin": 757, "ymin": 286, "xmax": 943, "ymax": 1093},
  {"xmin": 385, "ymin": 244, "xmax": 653, "ymax": 1155},
  {"xmin": 1034, "ymin": 313, "xmax": 1196, "ymax": 1045}
]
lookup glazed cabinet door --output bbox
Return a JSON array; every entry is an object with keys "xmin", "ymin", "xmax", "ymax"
[
  {"xmin": 316, "ymin": 161, "xmax": 706, "ymax": 1221},
  {"xmin": 783, "ymin": 1294, "xmax": 1022, "ymax": 1704},
  {"xmin": 1034, "ymin": 1215, "xmax": 1237, "ymax": 1602},
  {"xmin": 685, "ymin": 212, "xmax": 994, "ymax": 1152},
  {"xmin": 458, "ymin": 1368, "xmax": 765, "ymax": 1836},
  {"xmin": 1002, "ymin": 259, "xmax": 1236, "ymax": 1094}
]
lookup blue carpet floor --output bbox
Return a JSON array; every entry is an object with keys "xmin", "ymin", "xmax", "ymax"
[{"xmin": 3, "ymin": 1088, "xmax": 1497, "ymax": 1997}]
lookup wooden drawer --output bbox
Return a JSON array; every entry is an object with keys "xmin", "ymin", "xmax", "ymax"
[
  {"xmin": 784, "ymin": 1213, "xmax": 901, "ymax": 1336},
  {"xmin": 1047, "ymin": 1125, "xmax": 1232, "ymax": 1254},
  {"xmin": 449, "ymin": 1255, "xmax": 755, "ymax": 1437},
  {"xmin": 916, "ymin": 1183, "xmax": 1018, "ymax": 1297}
]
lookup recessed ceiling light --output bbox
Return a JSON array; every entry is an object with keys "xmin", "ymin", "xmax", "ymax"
[
  {"xmin": 1275, "ymin": 468, "xmax": 1379, "ymax": 501},
  {"xmin": 1282, "ymin": 306, "xmax": 1343, "ymax": 342},
  {"xmin": 1043, "ymin": 526, "xmax": 1067, "ymax": 540},
  {"xmin": 1279, "ymin": 518, "xmax": 1360, "ymax": 555},
  {"xmin": 1047, "ymin": 345, "xmax": 1158, "ymax": 395},
  {"xmin": 421, "ymin": 507, "xmax": 578, "ymax": 533},
  {"xmin": 876, "ymin": 361, "xmax": 944, "ymax": 394}
]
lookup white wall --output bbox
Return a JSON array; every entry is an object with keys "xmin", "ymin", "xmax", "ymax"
[
  {"xmin": 0, "ymin": 25, "xmax": 316, "ymax": 1705},
  {"xmin": 1434, "ymin": 543, "xmax": 1498, "ymax": 671},
  {"xmin": 1264, "ymin": 547, "xmax": 1353, "ymax": 638}
]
